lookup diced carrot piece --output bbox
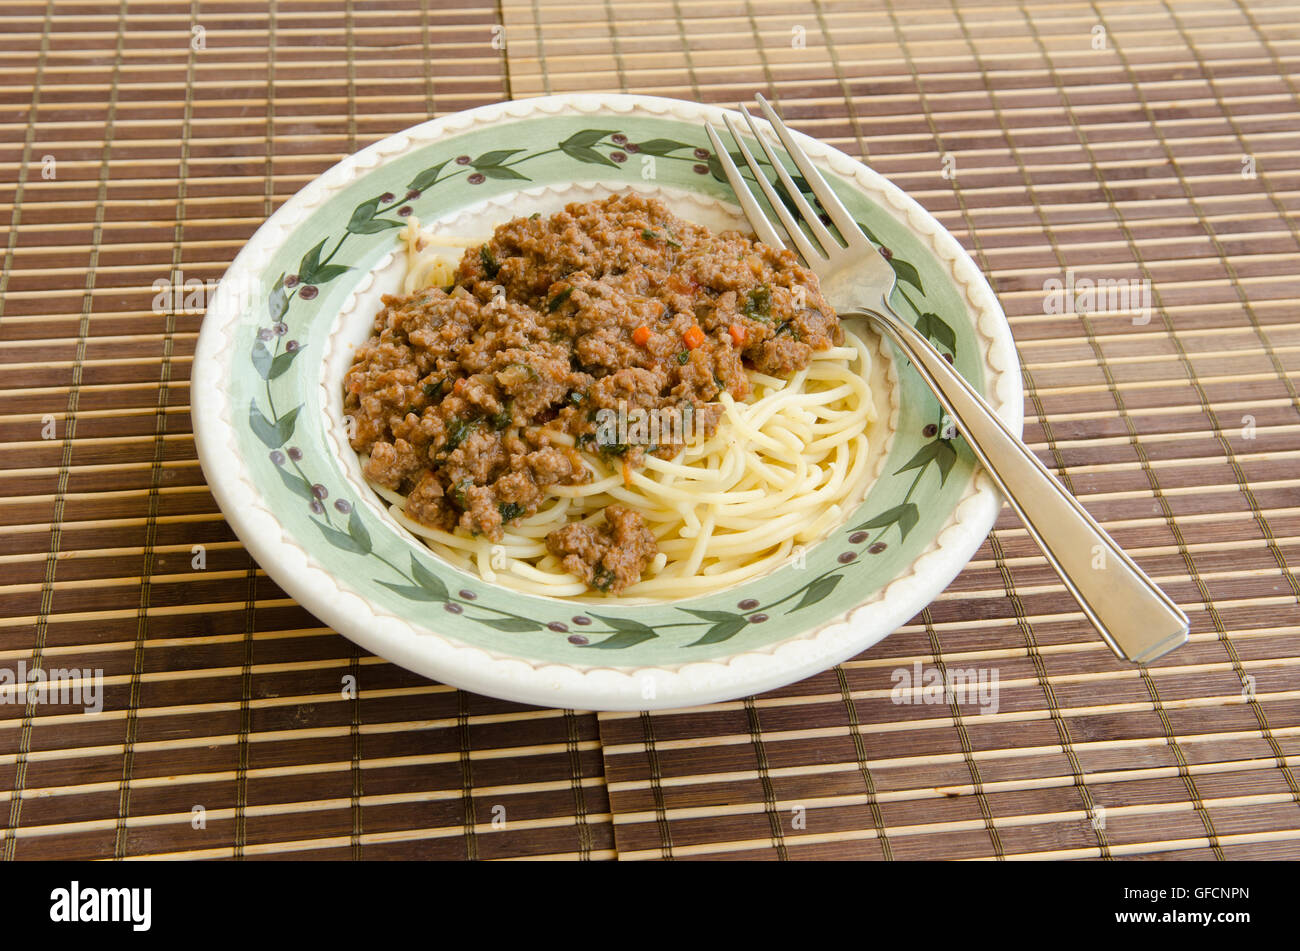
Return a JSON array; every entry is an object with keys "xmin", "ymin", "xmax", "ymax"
[
  {"xmin": 728, "ymin": 323, "xmax": 746, "ymax": 346},
  {"xmin": 682, "ymin": 325, "xmax": 706, "ymax": 350},
  {"xmin": 632, "ymin": 325, "xmax": 652, "ymax": 347}
]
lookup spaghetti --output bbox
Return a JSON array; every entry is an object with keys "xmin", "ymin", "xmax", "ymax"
[{"xmin": 352, "ymin": 198, "xmax": 880, "ymax": 600}]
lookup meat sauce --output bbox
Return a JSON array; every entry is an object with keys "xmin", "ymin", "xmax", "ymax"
[{"xmin": 344, "ymin": 193, "xmax": 841, "ymax": 592}]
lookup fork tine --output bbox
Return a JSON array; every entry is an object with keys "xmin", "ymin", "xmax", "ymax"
[
  {"xmin": 704, "ymin": 122, "xmax": 786, "ymax": 252},
  {"xmin": 720, "ymin": 112, "xmax": 826, "ymax": 265},
  {"xmin": 754, "ymin": 93, "xmax": 863, "ymax": 246},
  {"xmin": 737, "ymin": 105, "xmax": 843, "ymax": 255}
]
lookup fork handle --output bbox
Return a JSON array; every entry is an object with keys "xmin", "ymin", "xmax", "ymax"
[{"xmin": 855, "ymin": 305, "xmax": 1189, "ymax": 664}]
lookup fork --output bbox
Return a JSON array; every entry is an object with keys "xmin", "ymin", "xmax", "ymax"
[{"xmin": 705, "ymin": 94, "xmax": 1189, "ymax": 665}]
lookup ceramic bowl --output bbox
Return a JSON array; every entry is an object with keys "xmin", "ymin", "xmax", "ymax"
[{"xmin": 192, "ymin": 94, "xmax": 1023, "ymax": 711}]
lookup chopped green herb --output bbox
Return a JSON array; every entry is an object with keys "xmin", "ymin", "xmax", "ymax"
[
  {"xmin": 478, "ymin": 245, "xmax": 499, "ymax": 278},
  {"xmin": 676, "ymin": 351, "xmax": 689, "ymax": 365},
  {"xmin": 642, "ymin": 228, "xmax": 683, "ymax": 250},
  {"xmin": 422, "ymin": 379, "xmax": 445, "ymax": 399},
  {"xmin": 742, "ymin": 284, "xmax": 772, "ymax": 322},
  {"xmin": 528, "ymin": 212, "xmax": 541, "ymax": 220},
  {"xmin": 547, "ymin": 286, "xmax": 573, "ymax": 312},
  {"xmin": 498, "ymin": 501, "xmax": 526, "ymax": 523},
  {"xmin": 450, "ymin": 478, "xmax": 474, "ymax": 510},
  {"xmin": 602, "ymin": 443, "xmax": 630, "ymax": 457},
  {"xmin": 593, "ymin": 565, "xmax": 616, "ymax": 592},
  {"xmin": 490, "ymin": 400, "xmax": 513, "ymax": 431},
  {"xmin": 774, "ymin": 320, "xmax": 801, "ymax": 341},
  {"xmin": 444, "ymin": 417, "xmax": 479, "ymax": 452}
]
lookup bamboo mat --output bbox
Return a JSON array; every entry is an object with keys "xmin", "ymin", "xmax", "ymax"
[{"xmin": 1, "ymin": 0, "xmax": 1297, "ymax": 861}]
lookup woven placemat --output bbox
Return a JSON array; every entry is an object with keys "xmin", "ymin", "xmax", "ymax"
[
  {"xmin": 1, "ymin": 0, "xmax": 1297, "ymax": 860},
  {"xmin": 0, "ymin": 0, "xmax": 612, "ymax": 861},
  {"xmin": 502, "ymin": 0, "xmax": 1300, "ymax": 860}
]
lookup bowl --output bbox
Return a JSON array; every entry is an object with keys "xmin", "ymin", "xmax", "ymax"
[{"xmin": 192, "ymin": 94, "xmax": 1023, "ymax": 711}]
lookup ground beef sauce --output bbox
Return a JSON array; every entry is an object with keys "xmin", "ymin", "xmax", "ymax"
[{"xmin": 344, "ymin": 194, "xmax": 841, "ymax": 593}]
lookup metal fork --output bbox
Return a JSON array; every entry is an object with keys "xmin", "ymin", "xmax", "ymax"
[{"xmin": 706, "ymin": 94, "xmax": 1189, "ymax": 665}]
